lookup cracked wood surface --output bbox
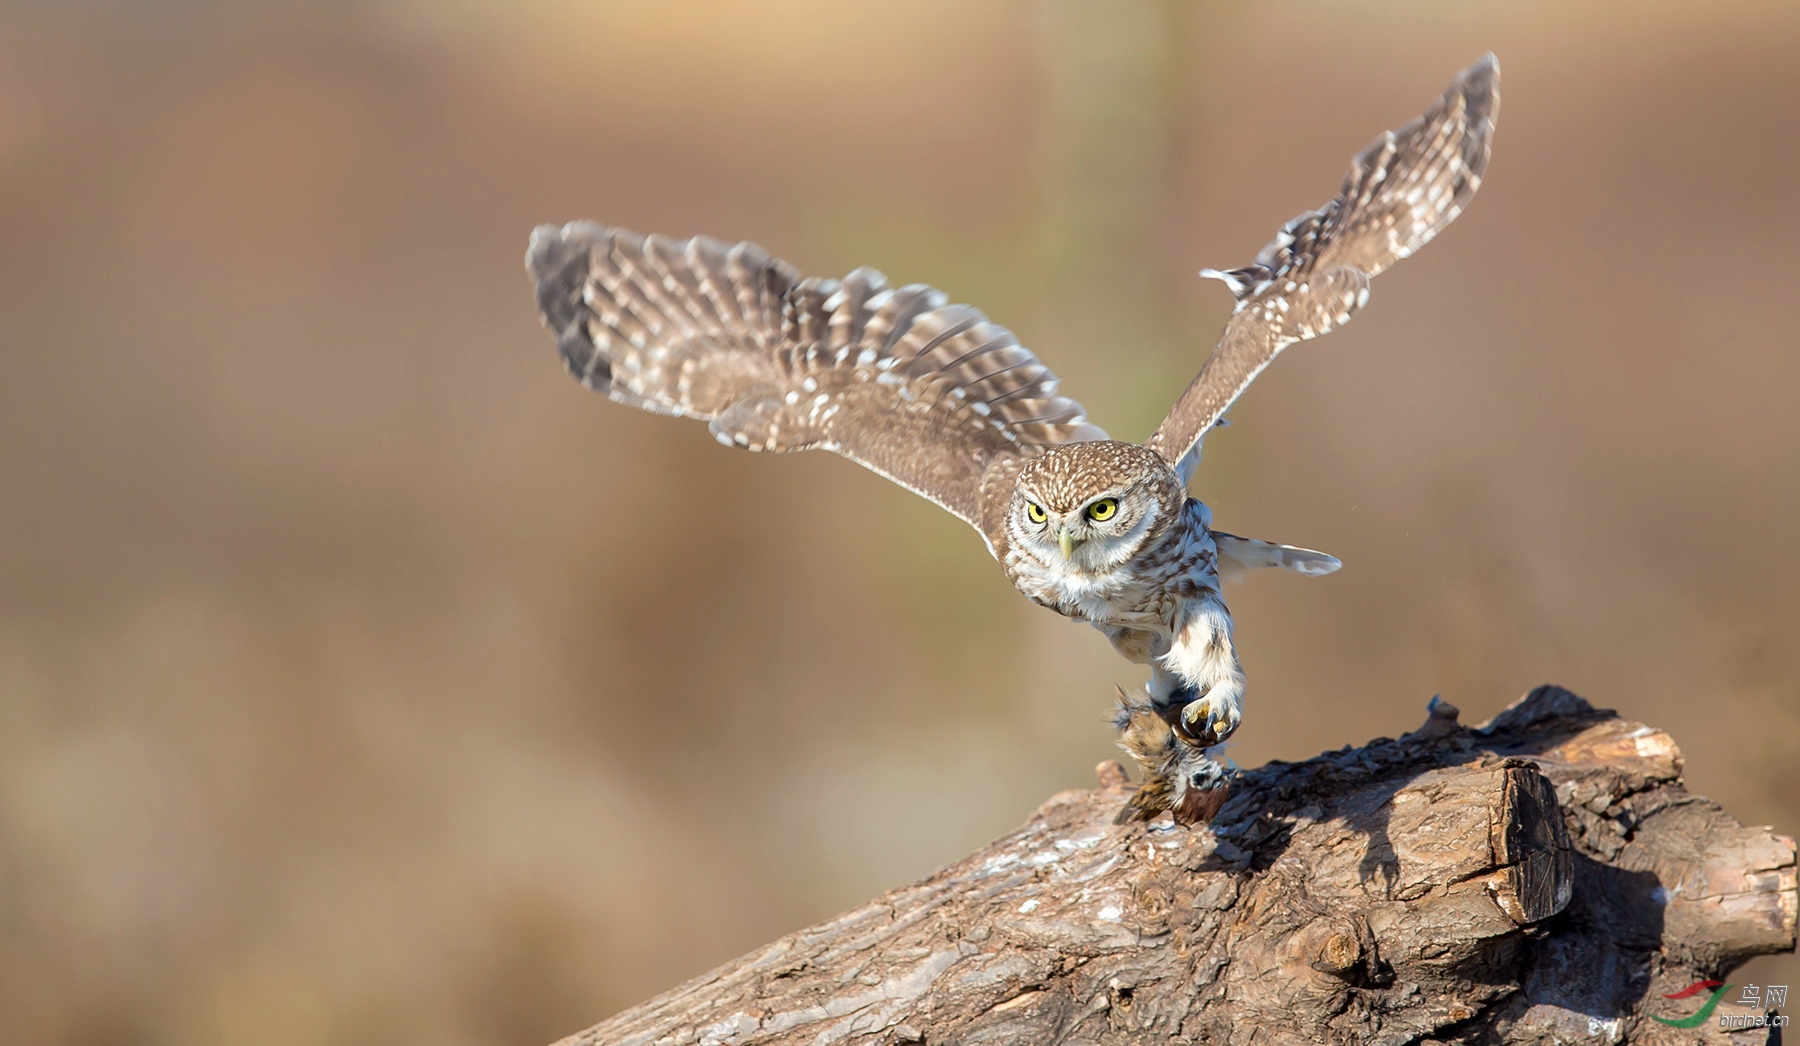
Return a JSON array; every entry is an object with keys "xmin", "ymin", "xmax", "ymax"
[{"xmin": 558, "ymin": 687, "xmax": 1796, "ymax": 1045}]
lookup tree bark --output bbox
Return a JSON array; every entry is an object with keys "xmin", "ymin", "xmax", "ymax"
[{"xmin": 558, "ymin": 686, "xmax": 1797, "ymax": 1045}]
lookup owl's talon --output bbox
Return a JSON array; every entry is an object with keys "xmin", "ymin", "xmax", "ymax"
[{"xmin": 1181, "ymin": 694, "xmax": 1241, "ymax": 747}]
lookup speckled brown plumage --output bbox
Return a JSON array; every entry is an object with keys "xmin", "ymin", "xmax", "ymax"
[
  {"xmin": 526, "ymin": 56, "xmax": 1500, "ymax": 816},
  {"xmin": 1145, "ymin": 54, "xmax": 1499, "ymax": 480}
]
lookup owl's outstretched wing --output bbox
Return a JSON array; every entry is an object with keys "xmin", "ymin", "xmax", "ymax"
[
  {"xmin": 528, "ymin": 223, "xmax": 1105, "ymax": 548},
  {"xmin": 1145, "ymin": 54, "xmax": 1500, "ymax": 483}
]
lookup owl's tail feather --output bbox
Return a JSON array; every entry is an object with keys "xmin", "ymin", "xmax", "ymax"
[{"xmin": 1212, "ymin": 532, "xmax": 1341, "ymax": 584}]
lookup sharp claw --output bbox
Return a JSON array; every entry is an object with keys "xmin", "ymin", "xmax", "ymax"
[
  {"xmin": 1176, "ymin": 696, "xmax": 1239, "ymax": 747},
  {"xmin": 1173, "ymin": 702, "xmax": 1208, "ymax": 744}
]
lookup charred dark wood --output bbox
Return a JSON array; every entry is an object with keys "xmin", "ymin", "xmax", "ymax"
[{"xmin": 558, "ymin": 687, "xmax": 1796, "ymax": 1045}]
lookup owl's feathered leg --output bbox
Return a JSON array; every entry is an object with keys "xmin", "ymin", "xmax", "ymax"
[{"xmin": 1160, "ymin": 594, "xmax": 1245, "ymax": 747}]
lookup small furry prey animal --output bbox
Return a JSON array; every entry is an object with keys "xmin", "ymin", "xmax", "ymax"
[{"xmin": 526, "ymin": 56, "xmax": 1500, "ymax": 823}]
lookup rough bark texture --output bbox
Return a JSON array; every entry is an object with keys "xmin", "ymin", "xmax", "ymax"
[{"xmin": 559, "ymin": 687, "xmax": 1797, "ymax": 1045}]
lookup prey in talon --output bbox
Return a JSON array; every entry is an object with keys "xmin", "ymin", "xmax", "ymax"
[
  {"xmin": 527, "ymin": 57, "xmax": 1499, "ymax": 825},
  {"xmin": 1114, "ymin": 689, "xmax": 1232, "ymax": 826}
]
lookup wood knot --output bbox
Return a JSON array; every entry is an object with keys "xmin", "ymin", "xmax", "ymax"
[
  {"xmin": 1313, "ymin": 930, "xmax": 1362, "ymax": 974},
  {"xmin": 1291, "ymin": 918, "xmax": 1367, "ymax": 979},
  {"xmin": 1095, "ymin": 760, "xmax": 1130, "ymax": 788},
  {"xmin": 1107, "ymin": 974, "xmax": 1138, "ymax": 1011},
  {"xmin": 1133, "ymin": 883, "xmax": 1171, "ymax": 917}
]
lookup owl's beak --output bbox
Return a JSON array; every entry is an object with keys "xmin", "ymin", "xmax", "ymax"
[{"xmin": 1058, "ymin": 528, "xmax": 1084, "ymax": 560}]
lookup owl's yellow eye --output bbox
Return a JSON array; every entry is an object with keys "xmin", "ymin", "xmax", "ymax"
[
  {"xmin": 1086, "ymin": 498, "xmax": 1118, "ymax": 522},
  {"xmin": 1025, "ymin": 502, "xmax": 1047, "ymax": 524}
]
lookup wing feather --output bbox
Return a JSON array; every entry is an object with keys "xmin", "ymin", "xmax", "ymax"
[
  {"xmin": 527, "ymin": 222, "xmax": 1105, "ymax": 543},
  {"xmin": 1145, "ymin": 54, "xmax": 1500, "ymax": 481}
]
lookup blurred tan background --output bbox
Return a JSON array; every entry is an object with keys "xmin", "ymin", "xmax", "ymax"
[{"xmin": 2, "ymin": 1, "xmax": 1797, "ymax": 1043}]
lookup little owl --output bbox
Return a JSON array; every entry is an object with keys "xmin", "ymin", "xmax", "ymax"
[{"xmin": 527, "ymin": 56, "xmax": 1499, "ymax": 822}]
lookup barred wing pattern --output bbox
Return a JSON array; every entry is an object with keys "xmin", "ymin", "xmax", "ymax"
[
  {"xmin": 1145, "ymin": 54, "xmax": 1500, "ymax": 478},
  {"xmin": 528, "ymin": 223, "xmax": 1105, "ymax": 545}
]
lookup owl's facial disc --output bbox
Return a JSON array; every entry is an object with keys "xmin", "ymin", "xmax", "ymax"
[
  {"xmin": 1011, "ymin": 440, "xmax": 1184, "ymax": 572},
  {"xmin": 1018, "ymin": 488, "xmax": 1147, "ymax": 568},
  {"xmin": 1054, "ymin": 496, "xmax": 1123, "ymax": 559}
]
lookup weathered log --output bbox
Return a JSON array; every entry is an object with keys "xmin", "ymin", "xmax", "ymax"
[{"xmin": 558, "ymin": 687, "xmax": 1796, "ymax": 1045}]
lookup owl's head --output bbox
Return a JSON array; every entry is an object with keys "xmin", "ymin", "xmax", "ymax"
[{"xmin": 1008, "ymin": 441, "xmax": 1184, "ymax": 572}]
